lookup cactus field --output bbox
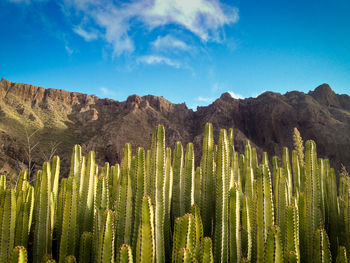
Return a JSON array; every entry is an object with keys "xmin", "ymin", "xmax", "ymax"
[{"xmin": 1, "ymin": 123, "xmax": 350, "ymax": 262}]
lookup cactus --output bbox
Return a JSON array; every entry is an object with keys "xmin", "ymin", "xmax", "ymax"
[
  {"xmin": 51, "ymin": 156, "xmax": 60, "ymax": 204},
  {"xmin": 172, "ymin": 141, "xmax": 184, "ymax": 221},
  {"xmin": 64, "ymin": 255, "xmax": 77, "ymax": 263},
  {"xmin": 241, "ymin": 195, "xmax": 252, "ymax": 261},
  {"xmin": 114, "ymin": 154, "xmax": 133, "ymax": 255},
  {"xmin": 200, "ymin": 123, "xmax": 215, "ymax": 237},
  {"xmin": 132, "ymin": 147, "xmax": 146, "ymax": 254},
  {"xmin": 164, "ymin": 147, "xmax": 173, "ymax": 262},
  {"xmin": 214, "ymin": 129, "xmax": 229, "ymax": 263},
  {"xmin": 194, "ymin": 167, "xmax": 201, "ymax": 208},
  {"xmin": 183, "ymin": 143, "xmax": 195, "ymax": 215},
  {"xmin": 2, "ymin": 123, "xmax": 350, "ymax": 263},
  {"xmin": 335, "ymin": 246, "xmax": 348, "ymax": 263},
  {"xmin": 68, "ymin": 145, "xmax": 82, "ymax": 186},
  {"xmin": 59, "ymin": 177, "xmax": 78, "ymax": 263},
  {"xmin": 79, "ymin": 151, "xmax": 96, "ymax": 235},
  {"xmin": 136, "ymin": 196, "xmax": 155, "ymax": 263},
  {"xmin": 201, "ymin": 237, "xmax": 214, "ymax": 263},
  {"xmin": 172, "ymin": 213, "xmax": 196, "ymax": 263},
  {"xmin": 150, "ymin": 125, "xmax": 166, "ymax": 263},
  {"xmin": 0, "ymin": 189, "xmax": 16, "ymax": 262},
  {"xmin": 284, "ymin": 204, "xmax": 300, "ymax": 262},
  {"xmin": 14, "ymin": 185, "xmax": 34, "ymax": 247},
  {"xmin": 11, "ymin": 246, "xmax": 27, "ymax": 263},
  {"xmin": 118, "ymin": 244, "xmax": 133, "ymax": 263},
  {"xmin": 313, "ymin": 228, "xmax": 331, "ymax": 263},
  {"xmin": 79, "ymin": 232, "xmax": 92, "ymax": 263},
  {"xmin": 33, "ymin": 162, "xmax": 52, "ymax": 262},
  {"xmin": 98, "ymin": 210, "xmax": 115, "ymax": 263},
  {"xmin": 344, "ymin": 185, "xmax": 350, "ymax": 256},
  {"xmin": 305, "ymin": 140, "xmax": 322, "ymax": 262},
  {"xmin": 264, "ymin": 225, "xmax": 283, "ymax": 263},
  {"xmin": 229, "ymin": 185, "xmax": 241, "ymax": 263},
  {"xmin": 94, "ymin": 175, "xmax": 110, "ymax": 261}
]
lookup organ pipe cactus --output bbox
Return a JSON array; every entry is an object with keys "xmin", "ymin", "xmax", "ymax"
[
  {"xmin": 284, "ymin": 204, "xmax": 300, "ymax": 262},
  {"xmin": 79, "ymin": 151, "xmax": 96, "ymax": 235},
  {"xmin": 33, "ymin": 162, "xmax": 52, "ymax": 262},
  {"xmin": 94, "ymin": 175, "xmax": 110, "ymax": 261},
  {"xmin": 64, "ymin": 256, "xmax": 77, "ymax": 263},
  {"xmin": 136, "ymin": 195, "xmax": 155, "ymax": 263},
  {"xmin": 200, "ymin": 123, "xmax": 215, "ymax": 237},
  {"xmin": 229, "ymin": 185, "xmax": 241, "ymax": 263},
  {"xmin": 214, "ymin": 129, "xmax": 229, "ymax": 263},
  {"xmin": 241, "ymin": 195, "xmax": 252, "ymax": 261},
  {"xmin": 1, "ymin": 123, "xmax": 350, "ymax": 263},
  {"xmin": 264, "ymin": 225, "xmax": 283, "ymax": 263},
  {"xmin": 98, "ymin": 210, "xmax": 115, "ymax": 263},
  {"xmin": 172, "ymin": 141, "xmax": 184, "ymax": 221},
  {"xmin": 201, "ymin": 237, "xmax": 214, "ymax": 263},
  {"xmin": 118, "ymin": 244, "xmax": 133, "ymax": 263},
  {"xmin": 11, "ymin": 246, "xmax": 27, "ymax": 263},
  {"xmin": 305, "ymin": 140, "xmax": 322, "ymax": 262},
  {"xmin": 132, "ymin": 147, "xmax": 146, "ymax": 254},
  {"xmin": 115, "ymin": 160, "xmax": 133, "ymax": 253},
  {"xmin": 79, "ymin": 232, "xmax": 92, "ymax": 263},
  {"xmin": 335, "ymin": 246, "xmax": 348, "ymax": 263},
  {"xmin": 150, "ymin": 124, "xmax": 166, "ymax": 263},
  {"xmin": 313, "ymin": 228, "xmax": 332, "ymax": 263},
  {"xmin": 14, "ymin": 185, "xmax": 34, "ymax": 247},
  {"xmin": 172, "ymin": 213, "xmax": 196, "ymax": 263},
  {"xmin": 183, "ymin": 143, "xmax": 195, "ymax": 215},
  {"xmin": 164, "ymin": 147, "xmax": 173, "ymax": 262},
  {"xmin": 59, "ymin": 177, "xmax": 78, "ymax": 263},
  {"xmin": 0, "ymin": 189, "xmax": 16, "ymax": 262}
]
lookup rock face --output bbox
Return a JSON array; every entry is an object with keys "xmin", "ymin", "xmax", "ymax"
[{"xmin": 0, "ymin": 77, "xmax": 350, "ymax": 175}]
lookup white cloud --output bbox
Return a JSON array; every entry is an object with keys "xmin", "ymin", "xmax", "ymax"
[
  {"xmin": 99, "ymin": 87, "xmax": 117, "ymax": 98},
  {"xmin": 228, "ymin": 91, "xmax": 244, "ymax": 99},
  {"xmin": 197, "ymin": 96, "xmax": 215, "ymax": 103},
  {"xmin": 152, "ymin": 35, "xmax": 190, "ymax": 51},
  {"xmin": 65, "ymin": 44, "xmax": 73, "ymax": 55},
  {"xmin": 63, "ymin": 0, "xmax": 238, "ymax": 56},
  {"xmin": 73, "ymin": 26, "xmax": 98, "ymax": 41},
  {"xmin": 138, "ymin": 55, "xmax": 181, "ymax": 68}
]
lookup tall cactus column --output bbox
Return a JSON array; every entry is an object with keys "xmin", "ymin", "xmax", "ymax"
[
  {"xmin": 214, "ymin": 129, "xmax": 229, "ymax": 263},
  {"xmin": 150, "ymin": 125, "xmax": 166, "ymax": 263}
]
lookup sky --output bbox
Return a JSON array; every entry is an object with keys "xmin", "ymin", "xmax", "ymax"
[{"xmin": 1, "ymin": 0, "xmax": 349, "ymax": 109}]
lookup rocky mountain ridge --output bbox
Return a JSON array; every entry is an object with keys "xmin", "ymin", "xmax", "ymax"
[{"xmin": 0, "ymin": 77, "xmax": 349, "ymax": 176}]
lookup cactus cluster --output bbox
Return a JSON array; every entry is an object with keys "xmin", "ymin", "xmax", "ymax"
[{"xmin": 0, "ymin": 123, "xmax": 349, "ymax": 262}]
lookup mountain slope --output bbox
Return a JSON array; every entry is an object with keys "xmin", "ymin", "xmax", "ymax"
[{"xmin": 0, "ymin": 78, "xmax": 349, "ymax": 175}]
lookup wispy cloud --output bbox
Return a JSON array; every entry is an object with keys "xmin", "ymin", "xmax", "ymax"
[
  {"xmin": 228, "ymin": 91, "xmax": 244, "ymax": 99},
  {"xmin": 99, "ymin": 86, "xmax": 117, "ymax": 98},
  {"xmin": 151, "ymin": 34, "xmax": 190, "ymax": 51},
  {"xmin": 196, "ymin": 96, "xmax": 215, "ymax": 103},
  {"xmin": 138, "ymin": 55, "xmax": 181, "ymax": 68},
  {"xmin": 64, "ymin": 0, "xmax": 238, "ymax": 56},
  {"xmin": 73, "ymin": 26, "xmax": 98, "ymax": 41}
]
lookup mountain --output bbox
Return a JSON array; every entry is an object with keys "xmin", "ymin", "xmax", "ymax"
[{"xmin": 1, "ymin": 77, "xmax": 350, "ymax": 176}]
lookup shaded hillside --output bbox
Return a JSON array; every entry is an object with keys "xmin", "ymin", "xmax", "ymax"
[{"xmin": 0, "ymin": 77, "xmax": 349, "ymax": 176}]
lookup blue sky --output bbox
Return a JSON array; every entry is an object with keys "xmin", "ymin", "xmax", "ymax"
[{"xmin": 1, "ymin": 0, "xmax": 349, "ymax": 109}]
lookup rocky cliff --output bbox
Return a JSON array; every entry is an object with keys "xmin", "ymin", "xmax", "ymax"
[{"xmin": 1, "ymin": 77, "xmax": 349, "ymax": 176}]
